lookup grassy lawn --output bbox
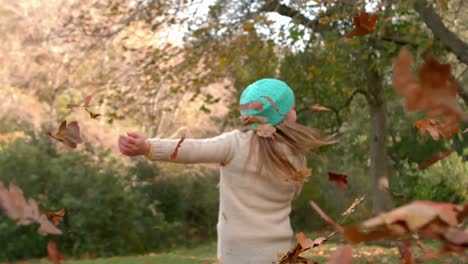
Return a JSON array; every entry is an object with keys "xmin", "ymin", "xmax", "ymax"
[{"xmin": 19, "ymin": 240, "xmax": 466, "ymax": 264}]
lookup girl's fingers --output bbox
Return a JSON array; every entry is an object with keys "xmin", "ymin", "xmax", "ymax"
[
  {"xmin": 127, "ymin": 132, "xmax": 141, "ymax": 139},
  {"xmin": 120, "ymin": 145, "xmax": 134, "ymax": 155},
  {"xmin": 127, "ymin": 137, "xmax": 137, "ymax": 145}
]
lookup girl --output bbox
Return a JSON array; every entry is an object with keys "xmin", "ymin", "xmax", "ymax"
[{"xmin": 118, "ymin": 78, "xmax": 334, "ymax": 263}]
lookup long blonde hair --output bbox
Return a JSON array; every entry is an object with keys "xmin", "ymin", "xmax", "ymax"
[{"xmin": 243, "ymin": 119, "xmax": 335, "ymax": 179}]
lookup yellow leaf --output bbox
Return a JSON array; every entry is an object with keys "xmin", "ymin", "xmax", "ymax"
[{"xmin": 319, "ymin": 17, "xmax": 331, "ymax": 24}]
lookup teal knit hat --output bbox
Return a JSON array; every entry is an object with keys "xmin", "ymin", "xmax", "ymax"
[{"xmin": 239, "ymin": 78, "xmax": 295, "ymax": 126}]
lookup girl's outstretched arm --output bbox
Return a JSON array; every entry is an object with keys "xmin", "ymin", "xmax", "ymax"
[{"xmin": 118, "ymin": 131, "xmax": 237, "ymax": 165}]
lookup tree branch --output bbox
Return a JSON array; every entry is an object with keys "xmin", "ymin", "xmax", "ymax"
[
  {"xmin": 259, "ymin": 0, "xmax": 332, "ymax": 33},
  {"xmin": 413, "ymin": 1, "xmax": 468, "ymax": 65}
]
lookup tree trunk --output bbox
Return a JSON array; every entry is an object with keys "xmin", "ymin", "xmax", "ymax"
[{"xmin": 367, "ymin": 68, "xmax": 393, "ymax": 215}]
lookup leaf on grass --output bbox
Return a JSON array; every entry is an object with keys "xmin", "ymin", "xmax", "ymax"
[
  {"xmin": 310, "ymin": 200, "xmax": 344, "ymax": 233},
  {"xmin": 169, "ymin": 136, "xmax": 185, "ymax": 159},
  {"xmin": 0, "ymin": 181, "xmax": 62, "ymax": 235},
  {"xmin": 238, "ymin": 101, "xmax": 264, "ymax": 111},
  {"xmin": 256, "ymin": 124, "xmax": 276, "ymax": 138},
  {"xmin": 342, "ymin": 194, "xmax": 366, "ymax": 216},
  {"xmin": 392, "ymin": 48, "xmax": 462, "ymax": 118},
  {"xmin": 48, "ymin": 241, "xmax": 64, "ymax": 264},
  {"xmin": 46, "ymin": 208, "xmax": 65, "ymax": 226},
  {"xmin": 326, "ymin": 245, "xmax": 353, "ymax": 264},
  {"xmin": 47, "ymin": 120, "xmax": 83, "ymax": 149},
  {"xmin": 345, "ymin": 12, "xmax": 378, "ymax": 38},
  {"xmin": 278, "ymin": 233, "xmax": 323, "ymax": 264},
  {"xmin": 328, "ymin": 172, "xmax": 348, "ymax": 191},
  {"xmin": 309, "ymin": 104, "xmax": 332, "ymax": 112},
  {"xmin": 398, "ymin": 240, "xmax": 414, "ymax": 264},
  {"xmin": 418, "ymin": 149, "xmax": 454, "ymax": 170},
  {"xmin": 292, "ymin": 168, "xmax": 312, "ymax": 183}
]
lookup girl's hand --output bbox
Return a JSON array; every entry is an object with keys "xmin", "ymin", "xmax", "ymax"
[{"xmin": 118, "ymin": 132, "xmax": 150, "ymax": 157}]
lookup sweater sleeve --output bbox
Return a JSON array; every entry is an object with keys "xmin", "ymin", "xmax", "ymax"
[{"xmin": 144, "ymin": 130, "xmax": 237, "ymax": 165}]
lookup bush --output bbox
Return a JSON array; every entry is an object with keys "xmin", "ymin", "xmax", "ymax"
[{"xmin": 0, "ymin": 135, "xmax": 175, "ymax": 261}]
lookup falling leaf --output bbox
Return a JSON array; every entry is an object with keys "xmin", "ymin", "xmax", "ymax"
[
  {"xmin": 309, "ymin": 200, "xmax": 344, "ymax": 233},
  {"xmin": 0, "ymin": 181, "xmax": 62, "ymax": 235},
  {"xmin": 344, "ymin": 200, "xmax": 466, "ymax": 245},
  {"xmin": 66, "ymin": 95, "xmax": 93, "ymax": 109},
  {"xmin": 418, "ymin": 149, "xmax": 454, "ymax": 170},
  {"xmin": 238, "ymin": 101, "xmax": 264, "ymax": 111},
  {"xmin": 85, "ymin": 108, "xmax": 101, "ymax": 119},
  {"xmin": 46, "ymin": 208, "xmax": 65, "ymax": 226},
  {"xmin": 414, "ymin": 118, "xmax": 459, "ymax": 140},
  {"xmin": 292, "ymin": 167, "xmax": 312, "ymax": 183},
  {"xmin": 342, "ymin": 194, "xmax": 366, "ymax": 216},
  {"xmin": 83, "ymin": 95, "xmax": 93, "ymax": 108},
  {"xmin": 256, "ymin": 124, "xmax": 276, "ymax": 138},
  {"xmin": 328, "ymin": 172, "xmax": 348, "ymax": 191},
  {"xmin": 384, "ymin": 187, "xmax": 405, "ymax": 199},
  {"xmin": 345, "ymin": 12, "xmax": 378, "ymax": 38},
  {"xmin": 414, "ymin": 237, "xmax": 441, "ymax": 261},
  {"xmin": 47, "ymin": 120, "xmax": 83, "ymax": 149},
  {"xmin": 239, "ymin": 115, "xmax": 268, "ymax": 126},
  {"xmin": 47, "ymin": 241, "xmax": 64, "ymax": 264},
  {"xmin": 318, "ymin": 16, "xmax": 331, "ymax": 24},
  {"xmin": 398, "ymin": 240, "xmax": 414, "ymax": 264},
  {"xmin": 261, "ymin": 96, "xmax": 287, "ymax": 116},
  {"xmin": 392, "ymin": 48, "xmax": 462, "ymax": 119},
  {"xmin": 169, "ymin": 136, "xmax": 185, "ymax": 159},
  {"xmin": 309, "ymin": 104, "xmax": 332, "ymax": 112},
  {"xmin": 326, "ymin": 245, "xmax": 353, "ymax": 264}
]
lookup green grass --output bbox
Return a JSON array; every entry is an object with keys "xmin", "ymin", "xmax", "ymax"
[{"xmin": 18, "ymin": 240, "xmax": 466, "ymax": 264}]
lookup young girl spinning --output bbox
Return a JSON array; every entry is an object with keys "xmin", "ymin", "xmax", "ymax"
[{"xmin": 118, "ymin": 78, "xmax": 333, "ymax": 263}]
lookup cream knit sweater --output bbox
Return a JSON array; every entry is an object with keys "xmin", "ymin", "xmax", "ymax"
[{"xmin": 146, "ymin": 129, "xmax": 305, "ymax": 264}]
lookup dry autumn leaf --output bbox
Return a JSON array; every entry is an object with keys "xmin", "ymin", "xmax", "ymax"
[
  {"xmin": 261, "ymin": 95, "xmax": 287, "ymax": 116},
  {"xmin": 328, "ymin": 172, "xmax": 348, "ymax": 191},
  {"xmin": 256, "ymin": 124, "xmax": 276, "ymax": 138},
  {"xmin": 48, "ymin": 241, "xmax": 64, "ymax": 264},
  {"xmin": 292, "ymin": 167, "xmax": 312, "ymax": 183},
  {"xmin": 278, "ymin": 232, "xmax": 324, "ymax": 264},
  {"xmin": 392, "ymin": 48, "xmax": 462, "ymax": 119},
  {"xmin": 0, "ymin": 181, "xmax": 62, "ymax": 235},
  {"xmin": 414, "ymin": 117, "xmax": 459, "ymax": 141},
  {"xmin": 345, "ymin": 12, "xmax": 378, "ymax": 38},
  {"xmin": 239, "ymin": 115, "xmax": 268, "ymax": 126},
  {"xmin": 67, "ymin": 95, "xmax": 93, "ymax": 109},
  {"xmin": 342, "ymin": 194, "xmax": 366, "ymax": 216},
  {"xmin": 309, "ymin": 104, "xmax": 332, "ymax": 112},
  {"xmin": 47, "ymin": 120, "xmax": 83, "ymax": 149},
  {"xmin": 344, "ymin": 200, "xmax": 467, "ymax": 246},
  {"xmin": 238, "ymin": 100, "xmax": 264, "ymax": 111},
  {"xmin": 418, "ymin": 149, "xmax": 454, "ymax": 170},
  {"xmin": 46, "ymin": 208, "xmax": 66, "ymax": 226},
  {"xmin": 309, "ymin": 200, "xmax": 344, "ymax": 233},
  {"xmin": 384, "ymin": 187, "xmax": 405, "ymax": 199},
  {"xmin": 169, "ymin": 136, "xmax": 185, "ymax": 159},
  {"xmin": 398, "ymin": 240, "xmax": 414, "ymax": 264},
  {"xmin": 85, "ymin": 108, "xmax": 101, "ymax": 119}
]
